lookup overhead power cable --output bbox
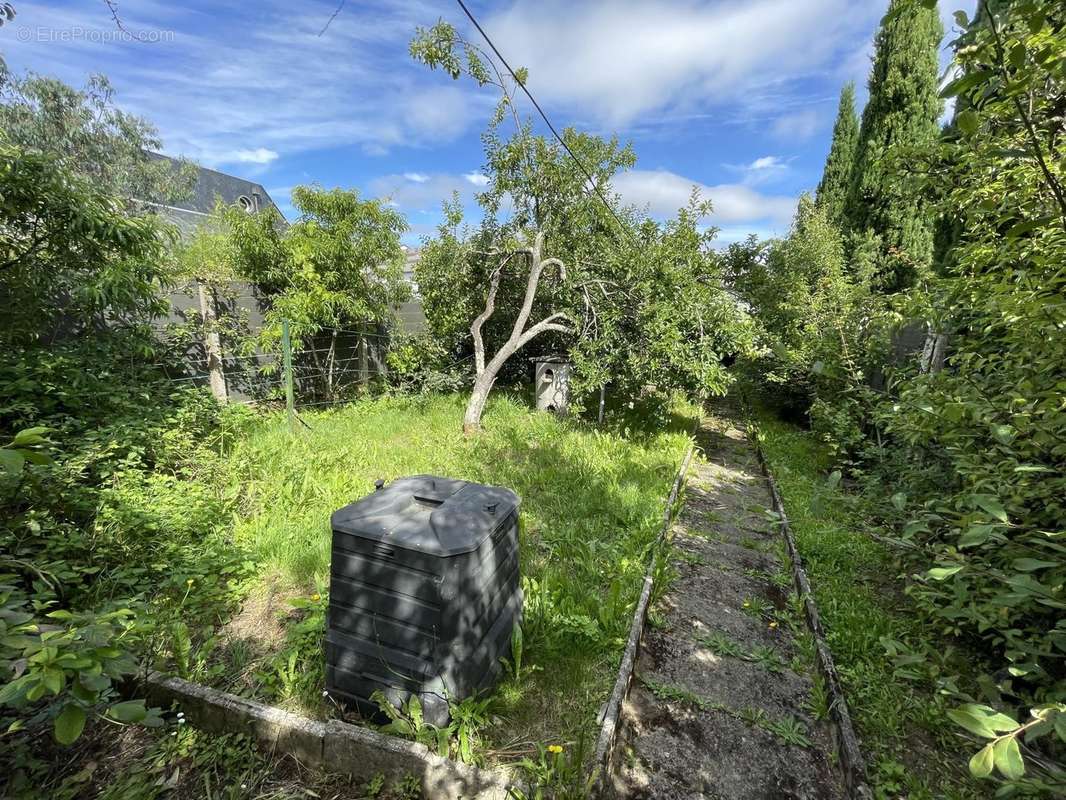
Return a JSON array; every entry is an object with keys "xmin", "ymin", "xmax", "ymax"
[{"xmin": 453, "ymin": 0, "xmax": 638, "ymax": 247}]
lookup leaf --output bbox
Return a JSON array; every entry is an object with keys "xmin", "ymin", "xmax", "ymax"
[
  {"xmin": 948, "ymin": 704, "xmax": 1019, "ymax": 738},
  {"xmin": 12, "ymin": 427, "xmax": 49, "ymax": 446},
  {"xmin": 1009, "ymin": 43, "xmax": 1026, "ymax": 69},
  {"xmin": 1012, "ymin": 558, "xmax": 1057, "ymax": 572},
  {"xmin": 953, "ymin": 10, "xmax": 968, "ymax": 27},
  {"xmin": 940, "ymin": 70, "xmax": 994, "ymax": 99},
  {"xmin": 993, "ymin": 736, "xmax": 1025, "ymax": 780},
  {"xmin": 891, "ymin": 492, "xmax": 907, "ymax": 512},
  {"xmin": 960, "ymin": 524, "xmax": 996, "ymax": 548},
  {"xmin": 826, "ymin": 470, "xmax": 842, "ymax": 490},
  {"xmin": 956, "ymin": 110, "xmax": 980, "ymax": 136},
  {"xmin": 54, "ymin": 703, "xmax": 86, "ymax": 745},
  {"xmin": 1054, "ymin": 711, "xmax": 1066, "ymax": 742},
  {"xmin": 990, "ymin": 424, "xmax": 1015, "ymax": 444},
  {"xmin": 0, "ymin": 449, "xmax": 25, "ymax": 474},
  {"xmin": 1006, "ymin": 216, "xmax": 1055, "ymax": 238},
  {"xmin": 969, "ymin": 743, "xmax": 994, "ymax": 778},
  {"xmin": 107, "ymin": 700, "xmax": 147, "ymax": 723},
  {"xmin": 972, "ymin": 495, "xmax": 1009, "ymax": 524},
  {"xmin": 929, "ymin": 566, "xmax": 962, "ymax": 580}
]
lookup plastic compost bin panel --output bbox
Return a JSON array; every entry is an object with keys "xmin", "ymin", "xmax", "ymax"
[{"xmin": 326, "ymin": 475, "xmax": 521, "ymax": 725}]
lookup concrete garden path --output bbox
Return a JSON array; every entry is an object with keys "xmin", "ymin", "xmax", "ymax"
[{"xmin": 607, "ymin": 403, "xmax": 844, "ymax": 799}]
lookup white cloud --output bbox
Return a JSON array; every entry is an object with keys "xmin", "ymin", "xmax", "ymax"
[
  {"xmin": 403, "ymin": 172, "xmax": 430, "ymax": 183},
  {"xmin": 464, "ymin": 172, "xmax": 490, "ymax": 187},
  {"xmin": 3, "ymin": 0, "xmax": 489, "ymax": 168},
  {"xmin": 750, "ymin": 156, "xmax": 783, "ymax": 171},
  {"xmin": 484, "ymin": 0, "xmax": 883, "ymax": 126},
  {"xmin": 612, "ymin": 169, "xmax": 796, "ymax": 227},
  {"xmin": 227, "ymin": 147, "xmax": 279, "ymax": 165},
  {"xmin": 770, "ymin": 109, "xmax": 823, "ymax": 141},
  {"xmin": 369, "ymin": 172, "xmax": 484, "ymax": 210}
]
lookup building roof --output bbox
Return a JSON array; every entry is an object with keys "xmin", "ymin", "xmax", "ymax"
[{"xmin": 140, "ymin": 153, "xmax": 285, "ymax": 238}]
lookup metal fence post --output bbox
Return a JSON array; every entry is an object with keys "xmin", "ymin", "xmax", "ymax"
[{"xmin": 281, "ymin": 319, "xmax": 295, "ymax": 432}]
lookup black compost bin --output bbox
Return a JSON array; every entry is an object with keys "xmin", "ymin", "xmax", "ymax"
[{"xmin": 325, "ymin": 475, "xmax": 522, "ymax": 725}]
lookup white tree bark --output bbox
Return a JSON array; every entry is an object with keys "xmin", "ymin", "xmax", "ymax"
[{"xmin": 463, "ymin": 231, "xmax": 574, "ymax": 434}]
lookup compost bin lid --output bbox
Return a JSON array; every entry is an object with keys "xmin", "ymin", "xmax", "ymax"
[{"xmin": 330, "ymin": 475, "xmax": 520, "ymax": 557}]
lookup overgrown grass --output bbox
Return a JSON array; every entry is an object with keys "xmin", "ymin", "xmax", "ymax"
[
  {"xmin": 753, "ymin": 409, "xmax": 983, "ymax": 800},
  {"xmin": 218, "ymin": 391, "xmax": 696, "ymax": 760}
]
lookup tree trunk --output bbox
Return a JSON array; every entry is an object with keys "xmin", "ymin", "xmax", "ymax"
[
  {"xmin": 326, "ymin": 328, "xmax": 338, "ymax": 397},
  {"xmin": 359, "ymin": 320, "xmax": 369, "ymax": 388},
  {"xmin": 463, "ymin": 371, "xmax": 497, "ymax": 434},
  {"xmin": 462, "ymin": 231, "xmax": 575, "ymax": 434},
  {"xmin": 197, "ymin": 281, "xmax": 228, "ymax": 403}
]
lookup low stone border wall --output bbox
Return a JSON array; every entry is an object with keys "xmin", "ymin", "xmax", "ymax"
[
  {"xmin": 753, "ymin": 446, "xmax": 873, "ymax": 800},
  {"xmin": 591, "ymin": 434, "xmax": 697, "ymax": 793},
  {"xmin": 144, "ymin": 673, "xmax": 519, "ymax": 799}
]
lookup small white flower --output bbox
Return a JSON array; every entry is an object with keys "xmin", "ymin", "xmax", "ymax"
[
  {"xmin": 241, "ymin": 784, "xmax": 247, "ymax": 789},
  {"xmin": 322, "ymin": 690, "xmax": 329, "ymax": 697},
  {"xmin": 178, "ymin": 718, "xmax": 186, "ymax": 725},
  {"xmin": 171, "ymin": 732, "xmax": 177, "ymax": 737},
  {"xmin": 176, "ymin": 712, "xmax": 184, "ymax": 718}
]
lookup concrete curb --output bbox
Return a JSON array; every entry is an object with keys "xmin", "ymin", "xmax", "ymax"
[
  {"xmin": 591, "ymin": 431, "xmax": 698, "ymax": 793},
  {"xmin": 752, "ymin": 445, "xmax": 873, "ymax": 800},
  {"xmin": 144, "ymin": 673, "xmax": 520, "ymax": 799}
]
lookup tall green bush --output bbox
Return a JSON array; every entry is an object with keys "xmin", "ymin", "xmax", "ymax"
[
  {"xmin": 846, "ymin": 0, "xmax": 943, "ymax": 291},
  {"xmin": 815, "ymin": 83, "xmax": 859, "ymax": 228}
]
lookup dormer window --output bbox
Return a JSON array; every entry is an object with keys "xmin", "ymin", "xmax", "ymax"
[{"xmin": 237, "ymin": 195, "xmax": 254, "ymax": 213}]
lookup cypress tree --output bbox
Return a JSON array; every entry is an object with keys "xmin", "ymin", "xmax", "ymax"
[
  {"xmin": 815, "ymin": 82, "xmax": 859, "ymax": 228},
  {"xmin": 847, "ymin": 0, "xmax": 943, "ymax": 291}
]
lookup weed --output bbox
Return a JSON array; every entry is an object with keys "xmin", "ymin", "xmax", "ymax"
[
  {"xmin": 755, "ymin": 408, "xmax": 984, "ymax": 797},
  {"xmin": 510, "ymin": 733, "xmax": 596, "ymax": 800},
  {"xmin": 697, "ymin": 630, "xmax": 745, "ymax": 659},
  {"xmin": 677, "ymin": 549, "xmax": 709, "ymax": 567},
  {"xmin": 740, "ymin": 595, "xmax": 773, "ymax": 620},
  {"xmin": 807, "ymin": 674, "xmax": 829, "ymax": 721},
  {"xmin": 765, "ymin": 716, "xmax": 811, "ymax": 748},
  {"xmin": 750, "ymin": 645, "xmax": 786, "ymax": 673},
  {"xmin": 641, "ymin": 676, "xmax": 811, "ymax": 749},
  {"xmin": 696, "ymin": 631, "xmax": 786, "ymax": 673}
]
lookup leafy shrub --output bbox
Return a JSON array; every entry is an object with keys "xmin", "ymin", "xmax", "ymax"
[{"xmin": 384, "ymin": 331, "xmax": 469, "ymax": 395}]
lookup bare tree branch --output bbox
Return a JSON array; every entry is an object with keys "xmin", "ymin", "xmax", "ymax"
[
  {"xmin": 470, "ymin": 252, "xmax": 515, "ymax": 376},
  {"xmin": 515, "ymin": 313, "xmax": 575, "ymax": 351}
]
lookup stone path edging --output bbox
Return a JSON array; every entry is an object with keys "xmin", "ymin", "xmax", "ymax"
[
  {"xmin": 591, "ymin": 431, "xmax": 698, "ymax": 793},
  {"xmin": 144, "ymin": 673, "xmax": 519, "ymax": 799},
  {"xmin": 752, "ymin": 441, "xmax": 873, "ymax": 800}
]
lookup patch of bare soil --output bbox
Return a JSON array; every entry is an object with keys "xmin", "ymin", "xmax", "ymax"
[
  {"xmin": 215, "ymin": 573, "xmax": 303, "ymax": 692},
  {"xmin": 608, "ymin": 404, "xmax": 844, "ymax": 800}
]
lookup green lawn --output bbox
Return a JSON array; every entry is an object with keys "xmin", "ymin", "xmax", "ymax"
[
  {"xmin": 214, "ymin": 391, "xmax": 696, "ymax": 762},
  {"xmin": 754, "ymin": 410, "xmax": 983, "ymax": 799}
]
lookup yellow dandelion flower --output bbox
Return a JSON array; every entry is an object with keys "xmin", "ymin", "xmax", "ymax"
[
  {"xmin": 768, "ymin": 621, "xmax": 778, "ymax": 629},
  {"xmin": 547, "ymin": 744, "xmax": 563, "ymax": 754},
  {"xmin": 186, "ymin": 579, "xmax": 194, "ymax": 586},
  {"xmin": 311, "ymin": 593, "xmax": 321, "ymax": 602}
]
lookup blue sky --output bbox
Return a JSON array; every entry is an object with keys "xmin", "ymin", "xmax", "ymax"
[{"xmin": 1, "ymin": 0, "xmax": 972, "ymax": 247}]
